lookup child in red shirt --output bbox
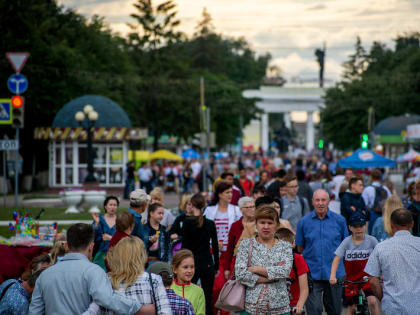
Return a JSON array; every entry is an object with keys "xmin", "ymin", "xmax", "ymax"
[{"xmin": 277, "ymin": 228, "xmax": 309, "ymax": 314}]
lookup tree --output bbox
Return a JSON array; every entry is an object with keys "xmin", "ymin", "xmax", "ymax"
[
  {"xmin": 342, "ymin": 36, "xmax": 368, "ymax": 81},
  {"xmin": 128, "ymin": 0, "xmax": 182, "ymax": 50},
  {"xmin": 321, "ymin": 34, "xmax": 420, "ymax": 150},
  {"xmin": 127, "ymin": 0, "xmax": 191, "ymax": 150},
  {"xmin": 0, "ymin": 0, "xmax": 140, "ymax": 173}
]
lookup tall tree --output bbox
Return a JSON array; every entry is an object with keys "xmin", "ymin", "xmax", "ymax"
[
  {"xmin": 342, "ymin": 36, "xmax": 368, "ymax": 81},
  {"xmin": 127, "ymin": 0, "xmax": 188, "ymax": 150},
  {"xmin": 0, "ymin": 0, "xmax": 139, "ymax": 173},
  {"xmin": 322, "ymin": 34, "xmax": 420, "ymax": 150}
]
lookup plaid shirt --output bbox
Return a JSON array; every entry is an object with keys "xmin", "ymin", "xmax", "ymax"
[
  {"xmin": 166, "ymin": 289, "xmax": 195, "ymax": 315},
  {"xmin": 96, "ymin": 272, "xmax": 171, "ymax": 315}
]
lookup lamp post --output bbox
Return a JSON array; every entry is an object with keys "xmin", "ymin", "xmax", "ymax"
[{"xmin": 75, "ymin": 105, "xmax": 99, "ymax": 183}]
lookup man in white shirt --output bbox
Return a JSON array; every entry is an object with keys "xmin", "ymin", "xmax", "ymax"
[
  {"xmin": 190, "ymin": 159, "xmax": 202, "ymax": 179},
  {"xmin": 137, "ymin": 163, "xmax": 153, "ymax": 193},
  {"xmin": 362, "ymin": 169, "xmax": 391, "ymax": 234}
]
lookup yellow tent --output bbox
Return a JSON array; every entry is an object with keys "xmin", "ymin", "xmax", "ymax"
[
  {"xmin": 128, "ymin": 150, "xmax": 151, "ymax": 162},
  {"xmin": 150, "ymin": 149, "xmax": 182, "ymax": 162}
]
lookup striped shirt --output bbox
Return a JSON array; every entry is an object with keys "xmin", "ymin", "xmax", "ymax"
[
  {"xmin": 166, "ymin": 288, "xmax": 195, "ymax": 315},
  {"xmin": 214, "ymin": 211, "xmax": 229, "ymax": 251}
]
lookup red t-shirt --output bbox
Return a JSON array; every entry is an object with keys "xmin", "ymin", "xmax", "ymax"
[
  {"xmin": 224, "ymin": 219, "xmax": 244, "ymax": 271},
  {"xmin": 289, "ymin": 253, "xmax": 309, "ymax": 307},
  {"xmin": 231, "ymin": 186, "xmax": 241, "ymax": 206},
  {"xmin": 109, "ymin": 231, "xmax": 131, "ymax": 249},
  {"xmin": 239, "ymin": 178, "xmax": 254, "ymax": 196}
]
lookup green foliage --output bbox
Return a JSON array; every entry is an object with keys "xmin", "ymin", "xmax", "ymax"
[
  {"xmin": 322, "ymin": 34, "xmax": 420, "ymax": 150},
  {"xmin": 0, "ymin": 0, "xmax": 269, "ymax": 173},
  {"xmin": 127, "ymin": 3, "xmax": 268, "ymax": 147},
  {"xmin": 0, "ymin": 0, "xmax": 139, "ymax": 172}
]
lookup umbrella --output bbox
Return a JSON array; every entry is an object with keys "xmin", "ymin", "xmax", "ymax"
[
  {"xmin": 128, "ymin": 150, "xmax": 150, "ymax": 162},
  {"xmin": 338, "ymin": 149, "xmax": 396, "ymax": 169},
  {"xmin": 396, "ymin": 149, "xmax": 420, "ymax": 163},
  {"xmin": 182, "ymin": 148, "xmax": 200, "ymax": 159},
  {"xmin": 150, "ymin": 149, "xmax": 182, "ymax": 162}
]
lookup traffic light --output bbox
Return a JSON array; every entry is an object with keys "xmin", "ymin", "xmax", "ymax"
[
  {"xmin": 318, "ymin": 139, "xmax": 324, "ymax": 149},
  {"xmin": 11, "ymin": 96, "xmax": 24, "ymax": 128},
  {"xmin": 361, "ymin": 133, "xmax": 368, "ymax": 149}
]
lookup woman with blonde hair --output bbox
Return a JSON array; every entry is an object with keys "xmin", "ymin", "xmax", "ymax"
[
  {"xmin": 169, "ymin": 193, "xmax": 193, "ymax": 242},
  {"xmin": 371, "ymin": 195, "xmax": 403, "ymax": 242},
  {"xmin": 85, "ymin": 237, "xmax": 171, "ymax": 314}
]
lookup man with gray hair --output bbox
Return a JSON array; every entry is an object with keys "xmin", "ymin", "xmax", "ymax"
[
  {"xmin": 296, "ymin": 189, "xmax": 348, "ymax": 315},
  {"xmin": 128, "ymin": 189, "xmax": 150, "ymax": 245},
  {"xmin": 224, "ymin": 196, "xmax": 255, "ymax": 280}
]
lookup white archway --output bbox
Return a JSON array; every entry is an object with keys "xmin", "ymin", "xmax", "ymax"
[{"xmin": 242, "ymin": 86, "xmax": 325, "ymax": 152}]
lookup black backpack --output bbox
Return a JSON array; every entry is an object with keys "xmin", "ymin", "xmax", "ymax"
[{"xmin": 372, "ymin": 185, "xmax": 388, "ymax": 214}]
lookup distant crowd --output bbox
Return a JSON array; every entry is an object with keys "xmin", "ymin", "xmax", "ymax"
[{"xmin": 1, "ymin": 153, "xmax": 420, "ymax": 314}]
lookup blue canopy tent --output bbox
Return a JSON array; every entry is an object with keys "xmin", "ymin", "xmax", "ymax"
[
  {"xmin": 338, "ymin": 149, "xmax": 396, "ymax": 169},
  {"xmin": 182, "ymin": 148, "xmax": 200, "ymax": 159}
]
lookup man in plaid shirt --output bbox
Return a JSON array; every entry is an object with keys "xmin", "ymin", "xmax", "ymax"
[{"xmin": 149, "ymin": 262, "xmax": 195, "ymax": 315}]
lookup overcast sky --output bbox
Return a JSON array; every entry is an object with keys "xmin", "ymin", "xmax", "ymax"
[{"xmin": 59, "ymin": 0, "xmax": 420, "ymax": 83}]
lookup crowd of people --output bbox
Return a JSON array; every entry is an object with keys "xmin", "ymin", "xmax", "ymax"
[{"xmin": 1, "ymin": 153, "xmax": 420, "ymax": 315}]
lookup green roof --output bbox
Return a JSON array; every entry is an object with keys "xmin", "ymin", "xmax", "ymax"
[{"xmin": 52, "ymin": 95, "xmax": 131, "ymax": 128}]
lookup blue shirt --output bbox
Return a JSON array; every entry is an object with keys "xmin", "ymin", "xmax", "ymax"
[
  {"xmin": 371, "ymin": 217, "xmax": 389, "ymax": 242},
  {"xmin": 0, "ymin": 279, "xmax": 30, "ymax": 315},
  {"xmin": 28, "ymin": 253, "xmax": 141, "ymax": 315},
  {"xmin": 295, "ymin": 210, "xmax": 348, "ymax": 280},
  {"xmin": 92, "ymin": 214, "xmax": 116, "ymax": 252},
  {"xmin": 129, "ymin": 208, "xmax": 148, "ymax": 244}
]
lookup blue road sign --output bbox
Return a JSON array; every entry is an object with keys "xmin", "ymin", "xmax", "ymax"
[
  {"xmin": 7, "ymin": 74, "xmax": 28, "ymax": 95},
  {"xmin": 0, "ymin": 99, "xmax": 12, "ymax": 124}
]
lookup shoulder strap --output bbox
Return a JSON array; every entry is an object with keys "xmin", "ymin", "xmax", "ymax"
[
  {"xmin": 292, "ymin": 256, "xmax": 298, "ymax": 281},
  {"xmin": 298, "ymin": 196, "xmax": 305, "ymax": 217},
  {"xmin": 279, "ymin": 198, "xmax": 284, "ymax": 219},
  {"xmin": 0, "ymin": 282, "xmax": 15, "ymax": 302},
  {"xmin": 247, "ymin": 238, "xmax": 254, "ymax": 267},
  {"xmin": 148, "ymin": 273, "xmax": 157, "ymax": 310}
]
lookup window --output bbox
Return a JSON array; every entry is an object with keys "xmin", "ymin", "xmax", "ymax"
[{"xmin": 52, "ymin": 142, "xmax": 126, "ymax": 186}]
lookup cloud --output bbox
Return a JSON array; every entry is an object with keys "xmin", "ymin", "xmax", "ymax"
[
  {"xmin": 270, "ymin": 52, "xmax": 343, "ymax": 82},
  {"xmin": 59, "ymin": 0, "xmax": 420, "ymax": 83},
  {"xmin": 306, "ymin": 4, "xmax": 327, "ymax": 11}
]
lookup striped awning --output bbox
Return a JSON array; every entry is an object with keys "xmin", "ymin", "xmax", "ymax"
[{"xmin": 34, "ymin": 127, "xmax": 148, "ymax": 141}]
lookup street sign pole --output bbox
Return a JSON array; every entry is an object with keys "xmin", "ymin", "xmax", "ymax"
[
  {"xmin": 206, "ymin": 107, "xmax": 211, "ymax": 193},
  {"xmin": 3, "ymin": 150, "xmax": 6, "ymax": 207},
  {"xmin": 15, "ymin": 128, "xmax": 19, "ymax": 207}
]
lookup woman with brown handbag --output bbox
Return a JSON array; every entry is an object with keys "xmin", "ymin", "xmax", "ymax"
[{"xmin": 235, "ymin": 206, "xmax": 293, "ymax": 315}]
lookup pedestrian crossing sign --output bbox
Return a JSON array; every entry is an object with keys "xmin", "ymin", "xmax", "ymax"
[{"xmin": 0, "ymin": 99, "xmax": 12, "ymax": 124}]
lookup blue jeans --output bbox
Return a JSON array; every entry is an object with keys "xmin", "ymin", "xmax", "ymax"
[
  {"xmin": 305, "ymin": 280, "xmax": 342, "ymax": 315},
  {"xmin": 368, "ymin": 210, "xmax": 382, "ymax": 235},
  {"xmin": 124, "ymin": 178, "xmax": 135, "ymax": 199}
]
